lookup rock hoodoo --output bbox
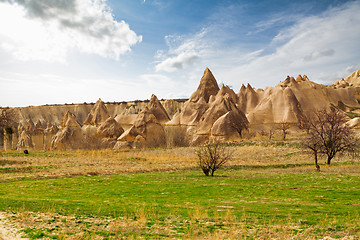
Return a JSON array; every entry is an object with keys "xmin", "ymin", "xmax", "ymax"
[
  {"xmin": 148, "ymin": 94, "xmax": 171, "ymax": 124},
  {"xmin": 51, "ymin": 111, "xmax": 83, "ymax": 150},
  {"xmin": 3, "ymin": 68, "xmax": 360, "ymax": 150},
  {"xmin": 189, "ymin": 67, "xmax": 219, "ymax": 103},
  {"xmin": 83, "ymin": 98, "xmax": 110, "ymax": 126},
  {"xmin": 114, "ymin": 107, "xmax": 166, "ymax": 149},
  {"xmin": 178, "ymin": 68, "xmax": 220, "ymax": 126}
]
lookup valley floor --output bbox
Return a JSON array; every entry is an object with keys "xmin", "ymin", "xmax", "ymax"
[{"xmin": 0, "ymin": 138, "xmax": 359, "ymax": 239}]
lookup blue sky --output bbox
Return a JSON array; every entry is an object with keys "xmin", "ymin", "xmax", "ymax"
[{"xmin": 0, "ymin": 0, "xmax": 359, "ymax": 107}]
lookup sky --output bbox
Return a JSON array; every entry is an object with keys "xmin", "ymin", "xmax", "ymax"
[{"xmin": 0, "ymin": 0, "xmax": 359, "ymax": 107}]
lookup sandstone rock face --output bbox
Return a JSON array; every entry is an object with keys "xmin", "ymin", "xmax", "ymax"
[
  {"xmin": 33, "ymin": 120, "xmax": 44, "ymax": 150},
  {"xmin": 189, "ymin": 68, "xmax": 219, "ymax": 103},
  {"xmin": 162, "ymin": 99, "xmax": 184, "ymax": 119},
  {"xmin": 179, "ymin": 68, "xmax": 220, "ymax": 126},
  {"xmin": 51, "ymin": 111, "xmax": 83, "ymax": 150},
  {"xmin": 94, "ymin": 117, "xmax": 125, "ymax": 149},
  {"xmin": 17, "ymin": 130, "xmax": 33, "ymax": 149},
  {"xmin": 148, "ymin": 94, "xmax": 170, "ymax": 124},
  {"xmin": 83, "ymin": 98, "xmax": 110, "ymax": 126},
  {"xmin": 114, "ymin": 114, "xmax": 137, "ymax": 127},
  {"xmin": 211, "ymin": 108, "xmax": 249, "ymax": 139},
  {"xmin": 114, "ymin": 107, "xmax": 166, "ymax": 149},
  {"xmin": 346, "ymin": 117, "xmax": 360, "ymax": 128},
  {"xmin": 44, "ymin": 123, "xmax": 58, "ymax": 150},
  {"xmin": 3, "ymin": 68, "xmax": 360, "ymax": 149},
  {"xmin": 333, "ymin": 70, "xmax": 360, "ymax": 88},
  {"xmin": 97, "ymin": 117, "xmax": 124, "ymax": 138},
  {"xmin": 237, "ymin": 83, "xmax": 260, "ymax": 114},
  {"xmin": 61, "ymin": 111, "xmax": 82, "ymax": 128},
  {"xmin": 196, "ymin": 94, "xmax": 241, "ymax": 135},
  {"xmin": 179, "ymin": 99, "xmax": 209, "ymax": 126},
  {"xmin": 246, "ymin": 73, "xmax": 360, "ymax": 125},
  {"xmin": 192, "ymin": 92, "xmax": 249, "ymax": 145}
]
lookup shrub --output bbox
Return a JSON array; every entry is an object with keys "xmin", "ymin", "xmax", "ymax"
[{"xmin": 196, "ymin": 143, "xmax": 233, "ymax": 176}]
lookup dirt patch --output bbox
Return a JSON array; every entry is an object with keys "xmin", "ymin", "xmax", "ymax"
[{"xmin": 0, "ymin": 212, "xmax": 27, "ymax": 240}]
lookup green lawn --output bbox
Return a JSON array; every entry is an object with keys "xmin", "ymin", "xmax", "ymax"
[{"xmin": 0, "ymin": 166, "xmax": 359, "ymax": 239}]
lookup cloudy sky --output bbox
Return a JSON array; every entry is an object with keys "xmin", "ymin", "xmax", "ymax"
[{"xmin": 1, "ymin": 0, "xmax": 359, "ymax": 107}]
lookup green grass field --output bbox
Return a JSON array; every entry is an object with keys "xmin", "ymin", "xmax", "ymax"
[{"xmin": 0, "ymin": 141, "xmax": 359, "ymax": 239}]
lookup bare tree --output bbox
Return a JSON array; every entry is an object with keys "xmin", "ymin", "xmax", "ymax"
[
  {"xmin": 278, "ymin": 121, "xmax": 291, "ymax": 141},
  {"xmin": 0, "ymin": 108, "xmax": 16, "ymax": 136},
  {"xmin": 196, "ymin": 143, "xmax": 233, "ymax": 176},
  {"xmin": 268, "ymin": 127, "xmax": 276, "ymax": 140},
  {"xmin": 303, "ymin": 109, "xmax": 359, "ymax": 169}
]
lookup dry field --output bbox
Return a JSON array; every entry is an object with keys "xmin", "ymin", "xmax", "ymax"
[
  {"xmin": 0, "ymin": 135, "xmax": 359, "ymax": 239},
  {"xmin": 1, "ymin": 140, "xmax": 358, "ymax": 182}
]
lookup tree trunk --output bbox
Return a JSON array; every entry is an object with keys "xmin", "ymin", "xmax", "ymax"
[
  {"xmin": 282, "ymin": 130, "xmax": 286, "ymax": 141},
  {"xmin": 326, "ymin": 156, "xmax": 332, "ymax": 165},
  {"xmin": 314, "ymin": 151, "xmax": 320, "ymax": 171}
]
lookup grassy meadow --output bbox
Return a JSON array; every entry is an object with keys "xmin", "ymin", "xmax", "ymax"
[{"xmin": 0, "ymin": 136, "xmax": 359, "ymax": 239}]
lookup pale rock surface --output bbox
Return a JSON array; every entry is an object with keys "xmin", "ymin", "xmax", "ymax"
[
  {"xmin": 97, "ymin": 117, "xmax": 124, "ymax": 138},
  {"xmin": 196, "ymin": 94, "xmax": 243, "ymax": 135},
  {"xmin": 114, "ymin": 113, "xmax": 138, "ymax": 126},
  {"xmin": 17, "ymin": 130, "xmax": 33, "ymax": 149},
  {"xmin": 333, "ymin": 70, "xmax": 360, "ymax": 87},
  {"xmin": 114, "ymin": 107, "xmax": 166, "ymax": 148},
  {"xmin": 51, "ymin": 111, "xmax": 83, "ymax": 150},
  {"xmin": 33, "ymin": 120, "xmax": 44, "ymax": 150},
  {"xmin": 211, "ymin": 108, "xmax": 249, "ymax": 139},
  {"xmin": 247, "ymin": 74, "xmax": 360, "ymax": 125},
  {"xmin": 237, "ymin": 83, "xmax": 260, "ymax": 114},
  {"xmin": 179, "ymin": 99, "xmax": 208, "ymax": 126},
  {"xmin": 162, "ymin": 99, "xmax": 184, "ymax": 119},
  {"xmin": 44, "ymin": 123, "xmax": 58, "ymax": 150},
  {"xmin": 179, "ymin": 68, "xmax": 220, "ymax": 126},
  {"xmin": 346, "ymin": 117, "xmax": 360, "ymax": 128},
  {"xmin": 189, "ymin": 67, "xmax": 219, "ymax": 103},
  {"xmin": 166, "ymin": 112, "xmax": 180, "ymax": 126},
  {"xmin": 148, "ymin": 94, "xmax": 170, "ymax": 124},
  {"xmin": 83, "ymin": 98, "xmax": 110, "ymax": 126}
]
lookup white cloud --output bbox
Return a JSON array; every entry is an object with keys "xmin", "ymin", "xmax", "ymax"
[
  {"xmin": 154, "ymin": 1, "xmax": 360, "ymax": 91},
  {"xmin": 0, "ymin": 0, "xmax": 142, "ymax": 62},
  {"xmin": 209, "ymin": 1, "xmax": 360, "ymax": 89},
  {"xmin": 303, "ymin": 48, "xmax": 335, "ymax": 62},
  {"xmin": 155, "ymin": 52, "xmax": 199, "ymax": 72},
  {"xmin": 140, "ymin": 73, "xmax": 174, "ymax": 87},
  {"xmin": 155, "ymin": 29, "xmax": 210, "ymax": 72}
]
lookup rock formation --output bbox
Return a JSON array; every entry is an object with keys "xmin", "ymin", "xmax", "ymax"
[
  {"xmin": 237, "ymin": 83, "xmax": 261, "ymax": 114},
  {"xmin": 97, "ymin": 117, "xmax": 125, "ymax": 148},
  {"xmin": 51, "ymin": 111, "xmax": 83, "ymax": 150},
  {"xmin": 44, "ymin": 123, "xmax": 58, "ymax": 150},
  {"xmin": 17, "ymin": 130, "xmax": 33, "ymax": 149},
  {"xmin": 33, "ymin": 120, "xmax": 44, "ymax": 150},
  {"xmin": 178, "ymin": 68, "xmax": 220, "ymax": 126},
  {"xmin": 3, "ymin": 68, "xmax": 360, "ymax": 150},
  {"xmin": 114, "ymin": 107, "xmax": 166, "ymax": 149},
  {"xmin": 83, "ymin": 98, "xmax": 110, "ymax": 126},
  {"xmin": 189, "ymin": 67, "xmax": 219, "ymax": 103},
  {"xmin": 333, "ymin": 70, "xmax": 360, "ymax": 88},
  {"xmin": 148, "ymin": 94, "xmax": 171, "ymax": 124},
  {"xmin": 211, "ymin": 109, "xmax": 249, "ymax": 141}
]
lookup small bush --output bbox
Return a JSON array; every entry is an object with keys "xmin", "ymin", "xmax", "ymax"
[{"xmin": 196, "ymin": 143, "xmax": 233, "ymax": 176}]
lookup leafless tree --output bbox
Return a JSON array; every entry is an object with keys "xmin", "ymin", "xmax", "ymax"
[
  {"xmin": 303, "ymin": 109, "xmax": 359, "ymax": 169},
  {"xmin": 268, "ymin": 127, "xmax": 276, "ymax": 140},
  {"xmin": 278, "ymin": 121, "xmax": 291, "ymax": 141},
  {"xmin": 0, "ymin": 108, "xmax": 16, "ymax": 136},
  {"xmin": 196, "ymin": 143, "xmax": 233, "ymax": 176}
]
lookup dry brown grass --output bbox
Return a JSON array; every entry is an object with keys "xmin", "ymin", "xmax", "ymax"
[
  {"xmin": 0, "ymin": 148, "xmax": 198, "ymax": 182},
  {"xmin": 3, "ymin": 207, "xmax": 359, "ymax": 240},
  {"xmin": 1, "ymin": 140, "xmax": 358, "ymax": 182}
]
